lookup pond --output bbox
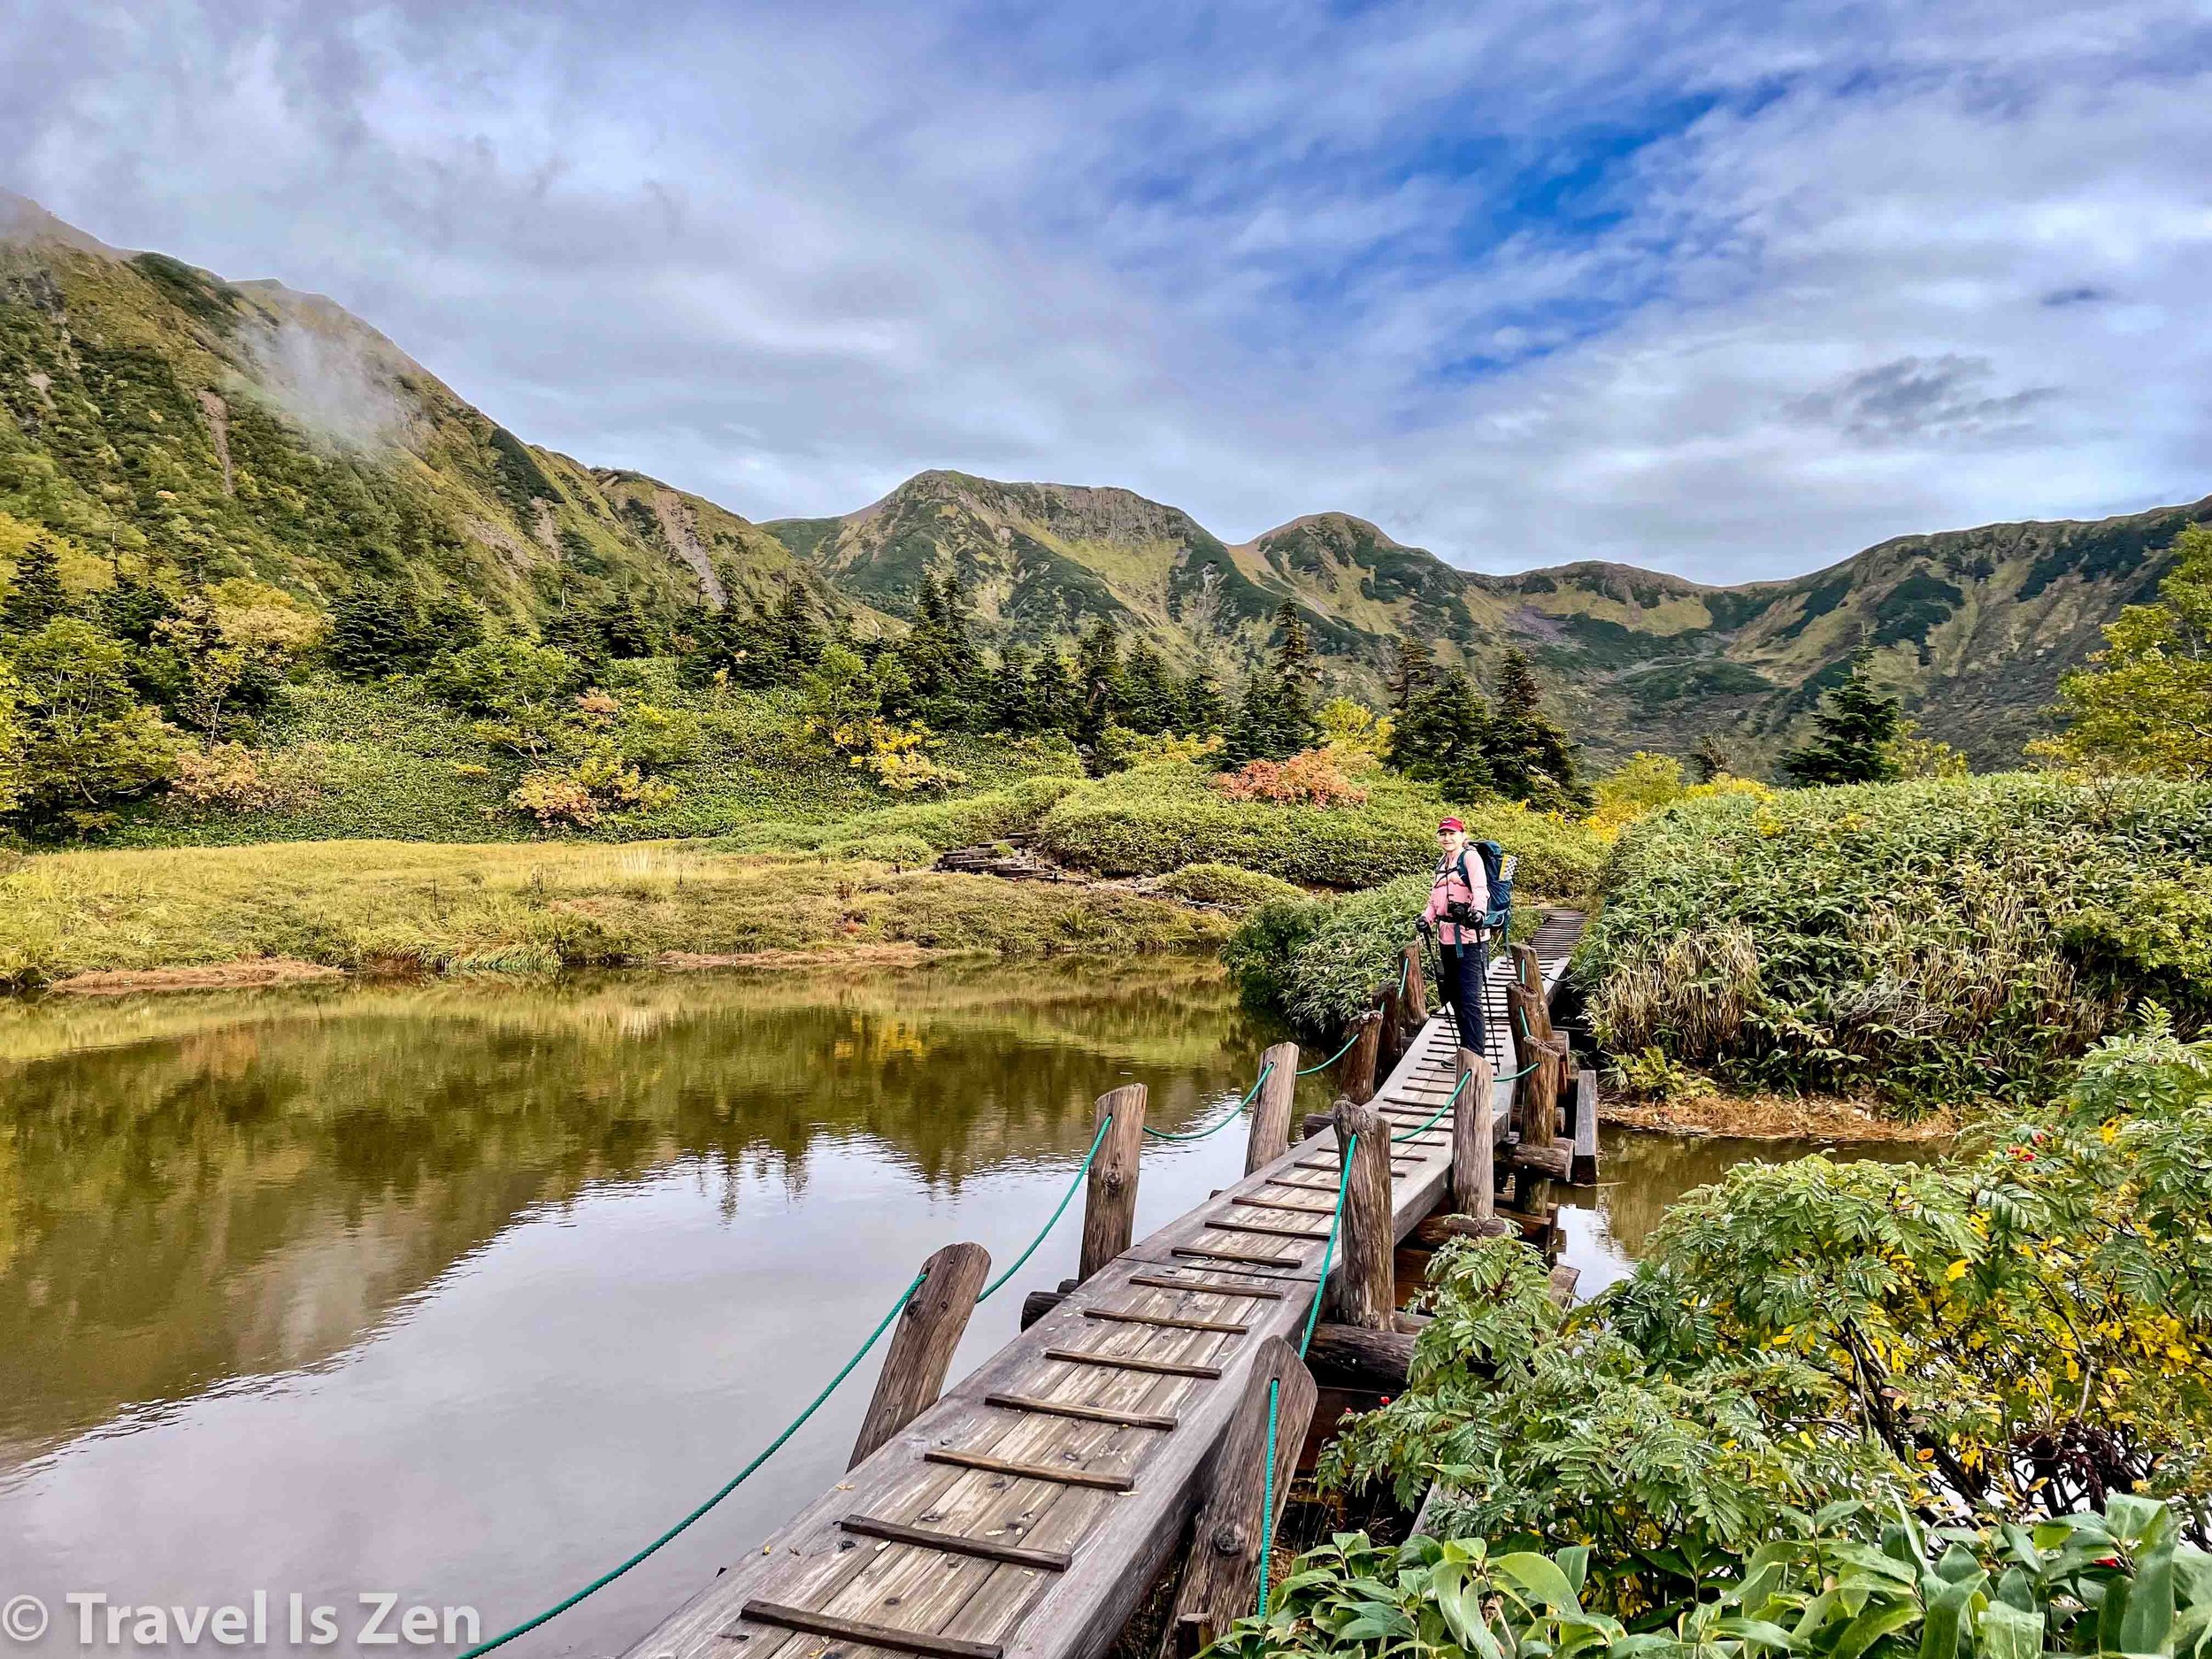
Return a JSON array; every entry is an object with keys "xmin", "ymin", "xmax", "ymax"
[{"xmin": 0, "ymin": 962, "xmax": 1914, "ymax": 1656}]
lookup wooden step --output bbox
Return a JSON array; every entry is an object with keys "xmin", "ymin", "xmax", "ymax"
[
  {"xmin": 982, "ymin": 1392, "xmax": 1179, "ymax": 1431},
  {"xmin": 924, "ymin": 1447, "xmax": 1138, "ymax": 1490},
  {"xmin": 1171, "ymin": 1245, "xmax": 1302, "ymax": 1269},
  {"xmin": 840, "ymin": 1512, "xmax": 1074, "ymax": 1571},
  {"xmin": 1082, "ymin": 1308, "xmax": 1249, "ymax": 1334},
  {"xmin": 1041, "ymin": 1347, "xmax": 1224, "ymax": 1379},
  {"xmin": 741, "ymin": 1601, "xmax": 1002, "ymax": 1659},
  {"xmin": 1126, "ymin": 1272, "xmax": 1286, "ymax": 1300}
]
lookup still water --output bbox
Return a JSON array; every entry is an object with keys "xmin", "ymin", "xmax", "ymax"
[{"xmin": 0, "ymin": 961, "xmax": 1895, "ymax": 1655}]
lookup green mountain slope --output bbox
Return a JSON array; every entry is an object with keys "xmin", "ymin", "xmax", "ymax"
[
  {"xmin": 4, "ymin": 193, "xmax": 2200, "ymax": 768},
  {"xmin": 770, "ymin": 472, "xmax": 2210, "ymax": 766},
  {"xmin": 0, "ymin": 190, "xmax": 814, "ymax": 628}
]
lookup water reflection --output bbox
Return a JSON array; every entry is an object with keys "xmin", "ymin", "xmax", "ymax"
[{"xmin": 0, "ymin": 964, "xmax": 1935, "ymax": 1657}]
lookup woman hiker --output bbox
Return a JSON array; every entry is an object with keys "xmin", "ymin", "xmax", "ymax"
[{"xmin": 1420, "ymin": 816, "xmax": 1489, "ymax": 1056}]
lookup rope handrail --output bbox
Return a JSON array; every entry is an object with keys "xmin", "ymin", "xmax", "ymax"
[
  {"xmin": 1295, "ymin": 1030, "xmax": 1361, "ymax": 1075},
  {"xmin": 979, "ymin": 1113, "xmax": 1114, "ymax": 1302},
  {"xmin": 1141, "ymin": 1062, "xmax": 1273, "ymax": 1143},
  {"xmin": 1390, "ymin": 1067, "xmax": 1471, "ymax": 1142},
  {"xmin": 457, "ymin": 1267, "xmax": 928, "ymax": 1658}
]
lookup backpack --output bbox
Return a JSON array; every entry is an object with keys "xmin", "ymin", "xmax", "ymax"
[{"xmin": 1456, "ymin": 841, "xmax": 1514, "ymax": 936}]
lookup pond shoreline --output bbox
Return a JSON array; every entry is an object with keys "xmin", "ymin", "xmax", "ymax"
[{"xmin": 1600, "ymin": 1090, "xmax": 1956, "ymax": 1143}]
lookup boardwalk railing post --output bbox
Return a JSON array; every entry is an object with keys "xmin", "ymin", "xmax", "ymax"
[
  {"xmin": 1400, "ymin": 941, "xmax": 1429, "ymax": 1026},
  {"xmin": 1079, "ymin": 1083, "xmax": 1149, "ymax": 1282},
  {"xmin": 1571, "ymin": 1068, "xmax": 1600, "ymax": 1186},
  {"xmin": 1243, "ymin": 1043, "xmax": 1300, "ymax": 1175},
  {"xmin": 1327, "ymin": 1097, "xmax": 1394, "ymax": 1328},
  {"xmin": 1164, "ymin": 1336, "xmax": 1317, "ymax": 1659},
  {"xmin": 1340, "ymin": 1009, "xmax": 1383, "ymax": 1105},
  {"xmin": 1450, "ymin": 1047, "xmax": 1495, "ymax": 1219},
  {"xmin": 848, "ymin": 1240, "xmax": 991, "ymax": 1469}
]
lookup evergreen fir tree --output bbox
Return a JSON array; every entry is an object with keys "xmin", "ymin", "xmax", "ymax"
[
  {"xmin": 990, "ymin": 644, "xmax": 1037, "ymax": 733},
  {"xmin": 329, "ymin": 584, "xmax": 434, "ymax": 678},
  {"xmin": 1073, "ymin": 618, "xmax": 1125, "ymax": 745},
  {"xmin": 1118, "ymin": 638, "xmax": 1176, "ymax": 733},
  {"xmin": 1, "ymin": 541, "xmax": 67, "ymax": 633},
  {"xmin": 1179, "ymin": 667, "xmax": 1225, "ymax": 735},
  {"xmin": 1389, "ymin": 665, "xmax": 1494, "ymax": 799},
  {"xmin": 1782, "ymin": 648, "xmax": 1903, "ymax": 785},
  {"xmin": 1027, "ymin": 652, "xmax": 1080, "ymax": 736},
  {"xmin": 1487, "ymin": 648, "xmax": 1587, "ymax": 810}
]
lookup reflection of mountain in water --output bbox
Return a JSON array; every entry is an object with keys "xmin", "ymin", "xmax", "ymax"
[{"xmin": 0, "ymin": 959, "xmax": 1278, "ymax": 1464}]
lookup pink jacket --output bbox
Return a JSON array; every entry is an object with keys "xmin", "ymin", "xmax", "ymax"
[{"xmin": 1424, "ymin": 850, "xmax": 1491, "ymax": 947}]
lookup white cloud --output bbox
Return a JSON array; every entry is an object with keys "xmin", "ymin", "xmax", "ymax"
[{"xmin": 2, "ymin": 0, "xmax": 2207, "ymax": 580}]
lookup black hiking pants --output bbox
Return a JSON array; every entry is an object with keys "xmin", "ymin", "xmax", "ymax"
[{"xmin": 1439, "ymin": 936, "xmax": 1489, "ymax": 1059}]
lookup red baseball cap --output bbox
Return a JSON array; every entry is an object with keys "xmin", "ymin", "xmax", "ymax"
[{"xmin": 1438, "ymin": 817, "xmax": 1465, "ymax": 833}]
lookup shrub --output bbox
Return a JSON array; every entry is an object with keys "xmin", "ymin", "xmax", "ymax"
[
  {"xmin": 1217, "ymin": 1497, "xmax": 2209, "ymax": 1659},
  {"xmin": 1036, "ymin": 761, "xmax": 1603, "ymax": 894},
  {"xmin": 1577, "ymin": 772, "xmax": 2212, "ymax": 1110},
  {"xmin": 169, "ymin": 742, "xmax": 323, "ymax": 814},
  {"xmin": 1319, "ymin": 1019, "xmax": 2212, "ymax": 1617},
  {"xmin": 1156, "ymin": 862, "xmax": 1307, "ymax": 911},
  {"xmin": 1212, "ymin": 749, "xmax": 1369, "ymax": 807}
]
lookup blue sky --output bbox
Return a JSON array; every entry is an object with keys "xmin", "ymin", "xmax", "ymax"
[{"xmin": 4, "ymin": 0, "xmax": 2209, "ymax": 580}]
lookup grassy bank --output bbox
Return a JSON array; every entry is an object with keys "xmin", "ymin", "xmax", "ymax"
[
  {"xmin": 1574, "ymin": 771, "xmax": 2212, "ymax": 1111},
  {"xmin": 0, "ymin": 839, "xmax": 1227, "ymax": 987}
]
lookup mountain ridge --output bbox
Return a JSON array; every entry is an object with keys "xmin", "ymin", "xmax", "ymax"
[{"xmin": 3, "ymin": 193, "xmax": 2204, "ymax": 766}]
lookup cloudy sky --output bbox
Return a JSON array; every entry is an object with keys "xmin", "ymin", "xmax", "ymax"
[{"xmin": 4, "ymin": 0, "xmax": 2209, "ymax": 580}]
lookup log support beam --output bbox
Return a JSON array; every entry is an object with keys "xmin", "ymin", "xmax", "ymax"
[{"xmin": 1163, "ymin": 1337, "xmax": 1317, "ymax": 1659}]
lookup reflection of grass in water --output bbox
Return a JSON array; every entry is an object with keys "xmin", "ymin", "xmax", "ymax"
[
  {"xmin": 1571, "ymin": 1126, "xmax": 1940, "ymax": 1262},
  {"xmin": 0, "ymin": 839, "xmax": 1225, "ymax": 985},
  {"xmin": 0, "ymin": 959, "xmax": 1287, "ymax": 1462},
  {"xmin": 0, "ymin": 954, "xmax": 1237, "ymax": 1069}
]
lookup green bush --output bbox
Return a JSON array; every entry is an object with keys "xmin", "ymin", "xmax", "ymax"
[
  {"xmin": 1156, "ymin": 862, "xmax": 1308, "ymax": 911},
  {"xmin": 1034, "ymin": 761, "xmax": 1602, "ymax": 895},
  {"xmin": 1576, "ymin": 772, "xmax": 2212, "ymax": 1110},
  {"xmin": 1226, "ymin": 875, "xmax": 1543, "ymax": 1033},
  {"xmin": 1317, "ymin": 1018, "xmax": 2212, "ymax": 1619}
]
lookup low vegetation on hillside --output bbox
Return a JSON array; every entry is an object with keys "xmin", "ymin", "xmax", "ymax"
[{"xmin": 1574, "ymin": 772, "xmax": 2212, "ymax": 1111}]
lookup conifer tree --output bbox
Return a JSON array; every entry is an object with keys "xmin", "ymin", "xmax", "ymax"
[
  {"xmin": 1389, "ymin": 664, "xmax": 1493, "ymax": 799},
  {"xmin": 1782, "ymin": 647, "xmax": 1902, "ymax": 786},
  {"xmin": 1026, "ymin": 652, "xmax": 1080, "ymax": 736},
  {"xmin": 990, "ymin": 643, "xmax": 1037, "ymax": 732},
  {"xmin": 1225, "ymin": 602, "xmax": 1324, "ymax": 763},
  {"xmin": 1689, "ymin": 733, "xmax": 1732, "ymax": 783},
  {"xmin": 1487, "ymin": 648, "xmax": 1587, "ymax": 810},
  {"xmin": 1180, "ymin": 666, "xmax": 1225, "ymax": 735},
  {"xmin": 329, "ymin": 584, "xmax": 434, "ymax": 678},
  {"xmin": 1118, "ymin": 638, "xmax": 1176, "ymax": 733},
  {"xmin": 1, "ymin": 541, "xmax": 67, "ymax": 633},
  {"xmin": 1073, "ymin": 618, "xmax": 1125, "ymax": 745}
]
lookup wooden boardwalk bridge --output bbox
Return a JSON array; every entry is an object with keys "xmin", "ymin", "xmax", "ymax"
[{"xmin": 621, "ymin": 918, "xmax": 1595, "ymax": 1659}]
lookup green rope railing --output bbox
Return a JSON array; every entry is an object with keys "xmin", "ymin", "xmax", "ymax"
[
  {"xmin": 1295, "ymin": 1029, "xmax": 1361, "ymax": 1075},
  {"xmin": 979, "ymin": 1114, "xmax": 1114, "ymax": 1302},
  {"xmin": 1259, "ymin": 1129, "xmax": 1355, "ymax": 1619},
  {"xmin": 456, "ymin": 1267, "xmax": 929, "ymax": 1658},
  {"xmin": 1142, "ymin": 1063, "xmax": 1273, "ymax": 1143},
  {"xmin": 1390, "ymin": 1067, "xmax": 1472, "ymax": 1142}
]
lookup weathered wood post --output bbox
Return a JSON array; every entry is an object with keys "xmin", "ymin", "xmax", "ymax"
[
  {"xmin": 1450, "ymin": 1047, "xmax": 1495, "ymax": 1219},
  {"xmin": 1571, "ymin": 1068, "xmax": 1600, "ymax": 1186},
  {"xmin": 1374, "ymin": 976, "xmax": 1406, "ymax": 1076},
  {"xmin": 1243, "ymin": 1042, "xmax": 1301, "ymax": 1174},
  {"xmin": 1079, "ymin": 1083, "xmax": 1150, "ymax": 1282},
  {"xmin": 1328, "ymin": 1097, "xmax": 1394, "ymax": 1327},
  {"xmin": 1521, "ymin": 1036, "xmax": 1563, "ymax": 1154},
  {"xmin": 1509, "ymin": 944, "xmax": 1555, "ymax": 1044},
  {"xmin": 849, "ymin": 1240, "xmax": 991, "ymax": 1468},
  {"xmin": 1400, "ymin": 941, "xmax": 1429, "ymax": 1027},
  {"xmin": 1163, "ymin": 1337, "xmax": 1317, "ymax": 1659},
  {"xmin": 1340, "ymin": 1009, "xmax": 1383, "ymax": 1105}
]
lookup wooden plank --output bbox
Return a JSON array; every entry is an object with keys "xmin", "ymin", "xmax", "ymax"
[
  {"xmin": 1227, "ymin": 1194, "xmax": 1334, "ymax": 1215},
  {"xmin": 982, "ymin": 1393, "xmax": 1179, "ymax": 1432},
  {"xmin": 741, "ymin": 1600, "xmax": 1005, "ymax": 1659},
  {"xmin": 1202, "ymin": 1218, "xmax": 1330, "ymax": 1241},
  {"xmin": 1126, "ymin": 1273, "xmax": 1286, "ymax": 1301},
  {"xmin": 1081, "ymin": 1308, "xmax": 1249, "ymax": 1334},
  {"xmin": 1041, "ymin": 1348, "xmax": 1224, "ymax": 1379},
  {"xmin": 841, "ymin": 1513, "xmax": 1075, "ymax": 1572},
  {"xmin": 1169, "ymin": 1246, "xmax": 1302, "ymax": 1269},
  {"xmin": 924, "ymin": 1448, "xmax": 1138, "ymax": 1492},
  {"xmin": 1571, "ymin": 1069, "xmax": 1600, "ymax": 1186}
]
